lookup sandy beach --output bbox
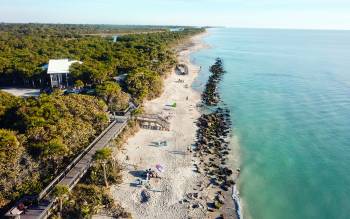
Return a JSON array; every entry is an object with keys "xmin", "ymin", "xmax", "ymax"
[
  {"xmin": 110, "ymin": 33, "xmax": 214, "ymax": 218},
  {"xmin": 110, "ymin": 31, "xmax": 239, "ymax": 219}
]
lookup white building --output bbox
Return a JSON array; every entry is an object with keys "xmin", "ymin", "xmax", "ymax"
[{"xmin": 46, "ymin": 59, "xmax": 82, "ymax": 88}]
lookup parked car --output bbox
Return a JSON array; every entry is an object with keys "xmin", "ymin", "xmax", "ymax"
[{"xmin": 64, "ymin": 88, "xmax": 80, "ymax": 95}]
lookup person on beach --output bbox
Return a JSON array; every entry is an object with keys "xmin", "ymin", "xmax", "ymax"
[
  {"xmin": 146, "ymin": 168, "xmax": 152, "ymax": 180},
  {"xmin": 187, "ymin": 146, "xmax": 192, "ymax": 153}
]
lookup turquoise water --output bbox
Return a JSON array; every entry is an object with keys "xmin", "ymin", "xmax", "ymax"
[{"xmin": 192, "ymin": 28, "xmax": 350, "ymax": 219}]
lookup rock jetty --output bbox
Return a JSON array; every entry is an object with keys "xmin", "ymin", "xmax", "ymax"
[
  {"xmin": 190, "ymin": 57, "xmax": 240, "ymax": 218},
  {"xmin": 202, "ymin": 58, "xmax": 226, "ymax": 106}
]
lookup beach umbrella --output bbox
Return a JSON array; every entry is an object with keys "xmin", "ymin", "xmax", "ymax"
[{"xmin": 156, "ymin": 164, "xmax": 165, "ymax": 172}]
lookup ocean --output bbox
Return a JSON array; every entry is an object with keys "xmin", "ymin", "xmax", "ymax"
[{"xmin": 191, "ymin": 28, "xmax": 350, "ymax": 219}]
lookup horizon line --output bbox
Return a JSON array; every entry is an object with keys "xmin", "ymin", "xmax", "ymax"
[{"xmin": 1, "ymin": 21, "xmax": 350, "ymax": 31}]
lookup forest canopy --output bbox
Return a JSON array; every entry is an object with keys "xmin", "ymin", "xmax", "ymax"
[
  {"xmin": 0, "ymin": 91, "xmax": 109, "ymax": 209},
  {"xmin": 0, "ymin": 23, "xmax": 203, "ymax": 92}
]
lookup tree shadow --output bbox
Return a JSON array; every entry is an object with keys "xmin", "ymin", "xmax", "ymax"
[
  {"xmin": 207, "ymin": 202, "xmax": 215, "ymax": 209},
  {"xmin": 129, "ymin": 170, "xmax": 145, "ymax": 178},
  {"xmin": 167, "ymin": 150, "xmax": 186, "ymax": 156},
  {"xmin": 149, "ymin": 141, "xmax": 160, "ymax": 147},
  {"xmin": 129, "ymin": 182, "xmax": 140, "ymax": 187}
]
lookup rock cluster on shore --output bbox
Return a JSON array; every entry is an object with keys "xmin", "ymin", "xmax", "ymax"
[
  {"xmin": 194, "ymin": 108, "xmax": 234, "ymax": 207},
  {"xmin": 202, "ymin": 58, "xmax": 226, "ymax": 106}
]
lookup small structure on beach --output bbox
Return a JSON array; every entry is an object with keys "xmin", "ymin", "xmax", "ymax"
[
  {"xmin": 136, "ymin": 114, "xmax": 170, "ymax": 131},
  {"xmin": 44, "ymin": 59, "xmax": 82, "ymax": 88},
  {"xmin": 175, "ymin": 64, "xmax": 189, "ymax": 75}
]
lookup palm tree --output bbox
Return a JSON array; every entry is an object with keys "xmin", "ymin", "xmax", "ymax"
[
  {"xmin": 53, "ymin": 184, "xmax": 69, "ymax": 218},
  {"xmin": 93, "ymin": 148, "xmax": 112, "ymax": 187}
]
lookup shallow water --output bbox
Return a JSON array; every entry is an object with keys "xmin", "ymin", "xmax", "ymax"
[{"xmin": 191, "ymin": 28, "xmax": 350, "ymax": 219}]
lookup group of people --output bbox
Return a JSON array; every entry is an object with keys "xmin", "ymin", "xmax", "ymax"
[
  {"xmin": 136, "ymin": 168, "xmax": 161, "ymax": 189},
  {"xmin": 146, "ymin": 168, "xmax": 161, "ymax": 180}
]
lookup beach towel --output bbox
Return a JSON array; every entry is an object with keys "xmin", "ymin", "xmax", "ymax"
[{"xmin": 156, "ymin": 164, "xmax": 165, "ymax": 172}]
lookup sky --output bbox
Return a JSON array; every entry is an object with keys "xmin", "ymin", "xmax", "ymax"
[{"xmin": 1, "ymin": 0, "xmax": 350, "ymax": 30}]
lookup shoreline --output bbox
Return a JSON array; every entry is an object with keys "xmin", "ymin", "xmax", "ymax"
[
  {"xmin": 193, "ymin": 57, "xmax": 242, "ymax": 218},
  {"xmin": 110, "ymin": 31, "xmax": 239, "ymax": 218}
]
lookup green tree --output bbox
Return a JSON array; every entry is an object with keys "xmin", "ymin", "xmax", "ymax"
[
  {"xmin": 42, "ymin": 138, "xmax": 69, "ymax": 161},
  {"xmin": 0, "ymin": 132, "xmax": 40, "ymax": 207},
  {"xmin": 0, "ymin": 129, "xmax": 21, "ymax": 168},
  {"xmin": 53, "ymin": 184, "xmax": 70, "ymax": 218},
  {"xmin": 74, "ymin": 80, "xmax": 84, "ymax": 88},
  {"xmin": 96, "ymin": 81, "xmax": 130, "ymax": 112},
  {"xmin": 65, "ymin": 184, "xmax": 111, "ymax": 218},
  {"xmin": 126, "ymin": 67, "xmax": 163, "ymax": 102},
  {"xmin": 93, "ymin": 148, "xmax": 112, "ymax": 187},
  {"xmin": 14, "ymin": 93, "xmax": 109, "ymax": 180},
  {"xmin": 0, "ymin": 91, "xmax": 21, "ymax": 128},
  {"xmin": 70, "ymin": 62, "xmax": 88, "ymax": 83}
]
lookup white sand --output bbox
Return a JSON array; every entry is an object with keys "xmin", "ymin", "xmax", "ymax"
[{"xmin": 111, "ymin": 33, "xmax": 209, "ymax": 219}]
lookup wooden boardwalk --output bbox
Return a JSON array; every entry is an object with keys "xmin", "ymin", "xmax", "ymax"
[{"xmin": 5, "ymin": 118, "xmax": 129, "ymax": 219}]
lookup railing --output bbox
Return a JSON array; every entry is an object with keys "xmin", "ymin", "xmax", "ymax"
[
  {"xmin": 136, "ymin": 114, "xmax": 170, "ymax": 130},
  {"xmin": 37, "ymin": 119, "xmax": 118, "ymax": 200},
  {"xmin": 157, "ymin": 116, "xmax": 170, "ymax": 128},
  {"xmin": 66, "ymin": 120, "xmax": 128, "ymax": 190}
]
